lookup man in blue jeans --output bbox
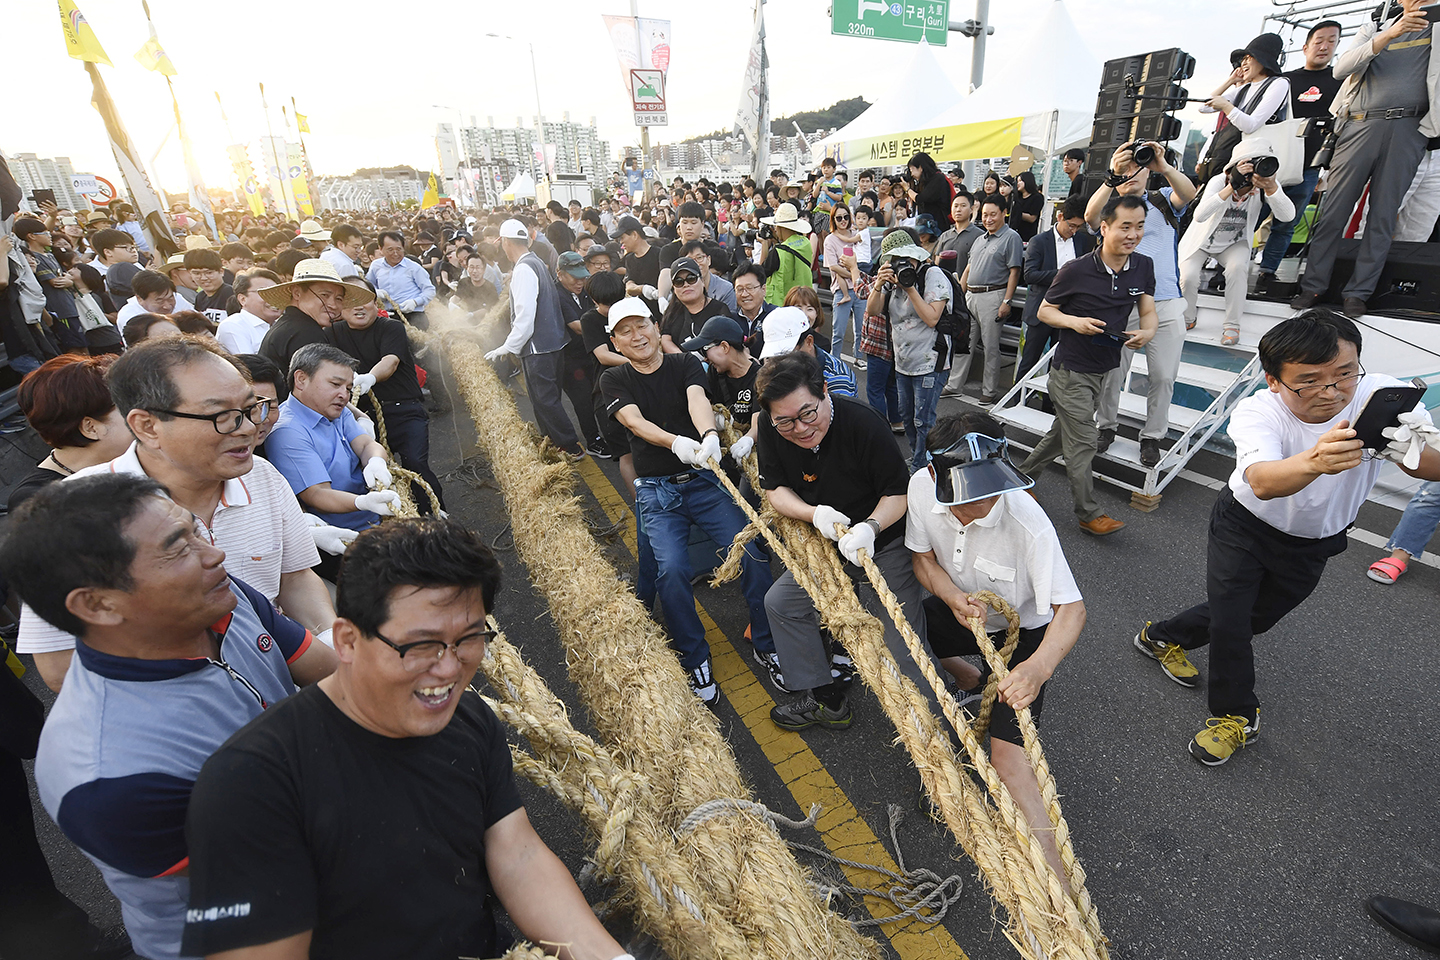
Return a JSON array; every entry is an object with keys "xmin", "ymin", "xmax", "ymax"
[
  {"xmin": 599, "ymin": 297, "xmax": 776, "ymax": 707},
  {"xmin": 1256, "ymin": 20, "xmax": 1342, "ymax": 295}
]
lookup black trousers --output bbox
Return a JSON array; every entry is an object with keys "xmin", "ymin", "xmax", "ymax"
[
  {"xmin": 923, "ymin": 596, "xmax": 1047, "ymax": 746},
  {"xmin": 522, "ymin": 349, "xmax": 580, "ymax": 452},
  {"xmin": 1016, "ymin": 321, "xmax": 1058, "ymax": 385},
  {"xmin": 378, "ymin": 398, "xmax": 444, "ymax": 512},
  {"xmin": 1148, "ymin": 489, "xmax": 1347, "ymax": 721},
  {"xmin": 561, "ymin": 346, "xmax": 600, "ymax": 443}
]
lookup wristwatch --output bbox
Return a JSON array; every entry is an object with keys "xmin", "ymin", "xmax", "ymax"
[{"xmin": 863, "ymin": 517, "xmax": 882, "ymax": 536}]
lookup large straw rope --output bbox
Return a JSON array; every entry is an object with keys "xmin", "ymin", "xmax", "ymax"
[
  {"xmin": 357, "ymin": 392, "xmax": 442, "ymax": 519},
  {"xmin": 432, "ymin": 325, "xmax": 881, "ymax": 960},
  {"xmin": 708, "ymin": 410, "xmax": 1108, "ymax": 960}
]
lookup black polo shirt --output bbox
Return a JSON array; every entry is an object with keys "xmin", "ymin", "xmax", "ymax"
[
  {"xmin": 600, "ymin": 353, "xmax": 707, "ymax": 477},
  {"xmin": 326, "ymin": 316, "xmax": 422, "ymax": 403},
  {"xmin": 1045, "ymin": 251, "xmax": 1155, "ymax": 375},
  {"xmin": 756, "ymin": 395, "xmax": 911, "ymax": 548},
  {"xmin": 259, "ymin": 306, "xmax": 329, "ymax": 372}
]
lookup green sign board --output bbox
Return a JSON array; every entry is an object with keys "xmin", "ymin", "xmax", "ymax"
[{"xmin": 831, "ymin": 0, "xmax": 948, "ymax": 46}]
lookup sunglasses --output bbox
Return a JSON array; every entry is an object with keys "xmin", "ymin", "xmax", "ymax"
[{"xmin": 673, "ymin": 273, "xmax": 701, "ymax": 287}]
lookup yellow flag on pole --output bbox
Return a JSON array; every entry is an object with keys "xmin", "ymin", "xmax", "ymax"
[
  {"xmin": 134, "ymin": 36, "xmax": 176, "ymax": 76},
  {"xmin": 295, "ymin": 113, "xmax": 310, "ymax": 134},
  {"xmin": 57, "ymin": 0, "xmax": 112, "ymax": 66},
  {"xmin": 421, "ymin": 171, "xmax": 440, "ymax": 209}
]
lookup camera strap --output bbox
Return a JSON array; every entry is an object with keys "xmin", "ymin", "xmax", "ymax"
[{"xmin": 778, "ymin": 238, "xmax": 812, "ymax": 268}]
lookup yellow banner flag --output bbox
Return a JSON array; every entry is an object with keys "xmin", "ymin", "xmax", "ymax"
[
  {"xmin": 57, "ymin": 0, "xmax": 111, "ymax": 66},
  {"xmin": 134, "ymin": 36, "xmax": 176, "ymax": 76},
  {"xmin": 421, "ymin": 171, "xmax": 440, "ymax": 209},
  {"xmin": 295, "ymin": 113, "xmax": 310, "ymax": 134}
]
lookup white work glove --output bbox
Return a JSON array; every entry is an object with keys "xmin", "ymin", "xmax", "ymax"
[
  {"xmin": 670, "ymin": 435, "xmax": 702, "ymax": 466},
  {"xmin": 714, "ymin": 411, "xmax": 729, "ymax": 433},
  {"xmin": 355, "ymin": 490, "xmax": 401, "ymax": 516},
  {"xmin": 401, "ymin": 298, "xmax": 418, "ymax": 313},
  {"xmin": 376, "ymin": 288, "xmax": 390, "ymax": 303},
  {"xmin": 695, "ymin": 434, "xmax": 722, "ymax": 470},
  {"xmin": 351, "ymin": 372, "xmax": 377, "ymax": 398},
  {"xmin": 484, "ymin": 345, "xmax": 515, "ymax": 363},
  {"xmin": 304, "ymin": 513, "xmax": 359, "ymax": 555},
  {"xmin": 315, "ymin": 628, "xmax": 334, "ymax": 647},
  {"xmin": 1382, "ymin": 410, "xmax": 1440, "ymax": 470},
  {"xmin": 355, "ymin": 417, "xmax": 376, "ymax": 439},
  {"xmin": 811, "ymin": 504, "xmax": 851, "ymax": 541},
  {"xmin": 729, "ymin": 435, "xmax": 755, "ymax": 463},
  {"xmin": 363, "ymin": 456, "xmax": 393, "ymax": 490},
  {"xmin": 837, "ymin": 522, "xmax": 876, "ymax": 566}
]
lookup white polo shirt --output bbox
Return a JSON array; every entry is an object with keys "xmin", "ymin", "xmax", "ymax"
[
  {"xmin": 15, "ymin": 443, "xmax": 320, "ymax": 655},
  {"xmin": 905, "ymin": 475, "xmax": 1082, "ymax": 632},
  {"xmin": 215, "ymin": 310, "xmax": 273, "ymax": 354}
]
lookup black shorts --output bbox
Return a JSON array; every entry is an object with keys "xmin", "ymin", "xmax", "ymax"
[{"xmin": 923, "ymin": 594, "xmax": 1048, "ymax": 746}]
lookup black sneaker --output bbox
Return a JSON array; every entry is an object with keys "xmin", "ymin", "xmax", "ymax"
[
  {"xmin": 829, "ymin": 651, "xmax": 856, "ymax": 686},
  {"xmin": 1096, "ymin": 427, "xmax": 1116, "ymax": 454},
  {"xmin": 1253, "ymin": 271, "xmax": 1274, "ymax": 296},
  {"xmin": 588, "ymin": 436, "xmax": 613, "ymax": 460},
  {"xmin": 770, "ymin": 694, "xmax": 852, "ymax": 730},
  {"xmin": 753, "ymin": 649, "xmax": 793, "ymax": 693},
  {"xmin": 688, "ymin": 659, "xmax": 722, "ymax": 708}
]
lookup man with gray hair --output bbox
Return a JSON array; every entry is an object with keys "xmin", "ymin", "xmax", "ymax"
[
  {"xmin": 484, "ymin": 219, "xmax": 585, "ymax": 460},
  {"xmin": 265, "ymin": 343, "xmax": 400, "ymax": 543}
]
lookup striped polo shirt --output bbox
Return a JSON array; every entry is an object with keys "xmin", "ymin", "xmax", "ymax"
[
  {"xmin": 15, "ymin": 442, "xmax": 320, "ymax": 655},
  {"xmin": 35, "ymin": 577, "xmax": 311, "ymax": 960}
]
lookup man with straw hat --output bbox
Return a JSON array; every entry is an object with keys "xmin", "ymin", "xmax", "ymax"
[
  {"xmin": 754, "ymin": 202, "xmax": 814, "ymax": 307},
  {"xmin": 258, "ymin": 258, "xmax": 374, "ymax": 373}
]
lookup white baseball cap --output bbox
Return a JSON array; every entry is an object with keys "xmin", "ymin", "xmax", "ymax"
[
  {"xmin": 605, "ymin": 297, "xmax": 653, "ymax": 334},
  {"xmin": 498, "ymin": 219, "xmax": 530, "ymax": 240},
  {"xmin": 758, "ymin": 306, "xmax": 813, "ymax": 359}
]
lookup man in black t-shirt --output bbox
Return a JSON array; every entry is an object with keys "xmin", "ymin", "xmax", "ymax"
[
  {"xmin": 555, "ymin": 252, "xmax": 605, "ymax": 456},
  {"xmin": 327, "ymin": 276, "xmax": 444, "ymax": 510},
  {"xmin": 600, "ymin": 300, "xmax": 777, "ymax": 705},
  {"xmin": 755, "ymin": 352, "xmax": 928, "ymax": 730},
  {"xmin": 259, "ymin": 259, "xmax": 372, "ymax": 373},
  {"xmin": 614, "ymin": 216, "xmax": 662, "ymax": 320},
  {"xmin": 684, "ymin": 315, "xmax": 760, "ymax": 456},
  {"xmin": 1257, "ymin": 19, "xmax": 1342, "ymax": 286},
  {"xmin": 182, "ymin": 520, "xmax": 628, "ymax": 960},
  {"xmin": 186, "ymin": 249, "xmax": 233, "ymax": 325},
  {"xmin": 1019, "ymin": 195, "xmax": 1157, "ymax": 536},
  {"xmin": 657, "ymin": 201, "xmax": 708, "ymax": 299}
]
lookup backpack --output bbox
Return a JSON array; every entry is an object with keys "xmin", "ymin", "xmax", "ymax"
[{"xmin": 883, "ymin": 262, "xmax": 971, "ymax": 357}]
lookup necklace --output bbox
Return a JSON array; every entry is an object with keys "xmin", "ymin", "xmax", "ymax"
[{"xmin": 49, "ymin": 451, "xmax": 75, "ymax": 476}]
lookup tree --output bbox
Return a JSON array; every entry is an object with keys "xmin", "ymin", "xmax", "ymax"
[{"xmin": 679, "ymin": 97, "xmax": 871, "ymax": 145}]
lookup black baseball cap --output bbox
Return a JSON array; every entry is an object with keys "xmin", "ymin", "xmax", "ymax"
[
  {"xmin": 610, "ymin": 215, "xmax": 644, "ymax": 239},
  {"xmin": 680, "ymin": 315, "xmax": 746, "ymax": 353}
]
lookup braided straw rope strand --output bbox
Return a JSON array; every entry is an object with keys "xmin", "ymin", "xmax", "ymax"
[{"xmin": 361, "ymin": 392, "xmax": 442, "ymax": 518}]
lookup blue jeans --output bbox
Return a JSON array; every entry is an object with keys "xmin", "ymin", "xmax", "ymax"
[
  {"xmin": 863, "ymin": 353, "xmax": 901, "ymax": 424},
  {"xmin": 897, "ymin": 370, "xmax": 943, "ymax": 471},
  {"xmin": 830, "ymin": 288, "xmax": 861, "ymax": 357},
  {"xmin": 634, "ymin": 495, "xmax": 658, "ymax": 611},
  {"xmin": 1259, "ymin": 167, "xmax": 1321, "ymax": 274},
  {"xmin": 9, "ymin": 354, "xmax": 41, "ymax": 375},
  {"xmin": 634, "ymin": 473, "xmax": 773, "ymax": 669},
  {"xmin": 1386, "ymin": 481, "xmax": 1440, "ymax": 559}
]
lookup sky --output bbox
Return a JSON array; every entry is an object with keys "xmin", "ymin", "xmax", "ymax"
[{"xmin": 7, "ymin": 0, "xmax": 1336, "ymax": 198}]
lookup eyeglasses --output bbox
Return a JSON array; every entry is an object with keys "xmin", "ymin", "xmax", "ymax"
[
  {"xmin": 1277, "ymin": 364, "xmax": 1365, "ymax": 400},
  {"xmin": 771, "ymin": 401, "xmax": 822, "ymax": 432},
  {"xmin": 372, "ymin": 627, "xmax": 497, "ymax": 673},
  {"xmin": 673, "ymin": 273, "xmax": 701, "ymax": 287},
  {"xmin": 148, "ymin": 399, "xmax": 271, "ymax": 435}
]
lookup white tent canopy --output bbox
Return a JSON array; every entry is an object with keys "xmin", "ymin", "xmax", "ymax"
[
  {"xmin": 810, "ymin": 40, "xmax": 963, "ymax": 165},
  {"xmin": 502, "ymin": 173, "xmax": 537, "ymax": 200},
  {"xmin": 929, "ymin": 0, "xmax": 1101, "ymax": 156}
]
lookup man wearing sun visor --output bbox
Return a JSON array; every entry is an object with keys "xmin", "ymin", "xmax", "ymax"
[{"xmin": 906, "ymin": 411, "xmax": 1086, "ymax": 883}]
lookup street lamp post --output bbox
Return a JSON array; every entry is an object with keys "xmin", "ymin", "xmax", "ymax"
[{"xmin": 485, "ymin": 33, "xmax": 548, "ymax": 196}]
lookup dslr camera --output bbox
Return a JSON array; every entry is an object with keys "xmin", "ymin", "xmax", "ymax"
[
  {"xmin": 1126, "ymin": 140, "xmax": 1159, "ymax": 167},
  {"xmin": 1230, "ymin": 154, "xmax": 1279, "ymax": 191},
  {"xmin": 757, "ymin": 223, "xmax": 774, "ymax": 241},
  {"xmin": 894, "ymin": 259, "xmax": 919, "ymax": 288}
]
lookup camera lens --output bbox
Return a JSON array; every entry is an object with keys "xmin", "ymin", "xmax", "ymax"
[
  {"xmin": 1132, "ymin": 143, "xmax": 1156, "ymax": 166},
  {"xmin": 1253, "ymin": 155, "xmax": 1279, "ymax": 178}
]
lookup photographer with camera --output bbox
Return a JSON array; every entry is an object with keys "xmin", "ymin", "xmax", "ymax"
[
  {"xmin": 1292, "ymin": 0, "xmax": 1440, "ymax": 318},
  {"xmin": 1180, "ymin": 140, "xmax": 1292, "ymax": 346},
  {"xmin": 754, "ymin": 202, "xmax": 815, "ymax": 307},
  {"xmin": 1255, "ymin": 20, "xmax": 1343, "ymax": 294},
  {"xmin": 1196, "ymin": 34, "xmax": 1292, "ymax": 182},
  {"xmin": 1085, "ymin": 139, "xmax": 1196, "ymax": 467}
]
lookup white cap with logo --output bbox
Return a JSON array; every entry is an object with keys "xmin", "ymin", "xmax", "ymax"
[
  {"xmin": 604, "ymin": 297, "xmax": 653, "ymax": 334},
  {"xmin": 758, "ymin": 306, "xmax": 813, "ymax": 359}
]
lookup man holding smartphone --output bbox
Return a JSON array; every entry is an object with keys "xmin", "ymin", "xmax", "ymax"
[{"xmin": 1137, "ymin": 310, "xmax": 1440, "ymax": 766}]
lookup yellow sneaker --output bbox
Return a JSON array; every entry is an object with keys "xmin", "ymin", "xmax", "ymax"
[
  {"xmin": 1134, "ymin": 622, "xmax": 1200, "ymax": 688},
  {"xmin": 1189, "ymin": 712, "xmax": 1260, "ymax": 766}
]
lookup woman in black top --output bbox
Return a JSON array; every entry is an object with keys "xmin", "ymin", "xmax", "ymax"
[
  {"xmin": 975, "ymin": 170, "xmax": 1003, "ymax": 224},
  {"xmin": 1008, "ymin": 170, "xmax": 1045, "ymax": 242},
  {"xmin": 9, "ymin": 354, "xmax": 132, "ymax": 513},
  {"xmin": 659, "ymin": 258, "xmax": 726, "ymax": 353},
  {"xmin": 905, "ymin": 151, "xmax": 955, "ymax": 228}
]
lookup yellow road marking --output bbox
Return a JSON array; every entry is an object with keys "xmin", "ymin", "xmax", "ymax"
[{"xmin": 573, "ymin": 456, "xmax": 967, "ymax": 960}]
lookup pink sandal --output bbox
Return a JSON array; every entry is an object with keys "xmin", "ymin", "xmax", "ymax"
[{"xmin": 1367, "ymin": 556, "xmax": 1408, "ymax": 584}]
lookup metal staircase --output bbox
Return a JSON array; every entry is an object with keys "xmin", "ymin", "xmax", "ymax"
[{"xmin": 990, "ymin": 335, "xmax": 1265, "ymax": 511}]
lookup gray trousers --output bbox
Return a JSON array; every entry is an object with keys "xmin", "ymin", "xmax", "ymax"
[
  {"xmin": 765, "ymin": 536, "xmax": 929, "ymax": 693},
  {"xmin": 522, "ymin": 348, "xmax": 580, "ymax": 450},
  {"xmin": 1020, "ymin": 364, "xmax": 1106, "ymax": 522},
  {"xmin": 1098, "ymin": 298, "xmax": 1187, "ymax": 439},
  {"xmin": 1300, "ymin": 115, "xmax": 1429, "ymax": 301},
  {"xmin": 946, "ymin": 289, "xmax": 1005, "ymax": 397}
]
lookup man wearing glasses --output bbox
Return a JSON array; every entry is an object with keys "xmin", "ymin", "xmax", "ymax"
[
  {"xmin": 4, "ymin": 473, "xmax": 338, "ymax": 960},
  {"xmin": 265, "ymin": 344, "xmax": 402, "ymax": 547},
  {"xmin": 181, "ymin": 519, "xmax": 631, "ymax": 960},
  {"xmin": 1138, "ymin": 311, "xmax": 1440, "ymax": 766},
  {"xmin": 13, "ymin": 337, "xmax": 337, "ymax": 693},
  {"xmin": 755, "ymin": 352, "xmax": 927, "ymax": 730}
]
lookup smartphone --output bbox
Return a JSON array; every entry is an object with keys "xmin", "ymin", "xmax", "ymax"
[
  {"xmin": 1352, "ymin": 384, "xmax": 1426, "ymax": 449},
  {"xmin": 31, "ymin": 189, "xmax": 55, "ymax": 207},
  {"xmin": 1423, "ymin": 2, "xmax": 1440, "ymax": 22}
]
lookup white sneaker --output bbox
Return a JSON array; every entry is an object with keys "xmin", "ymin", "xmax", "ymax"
[{"xmin": 688, "ymin": 659, "xmax": 721, "ymax": 707}]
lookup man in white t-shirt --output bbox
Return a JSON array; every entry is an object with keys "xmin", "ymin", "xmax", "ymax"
[
  {"xmin": 907, "ymin": 411, "xmax": 1084, "ymax": 882},
  {"xmin": 1139, "ymin": 311, "xmax": 1440, "ymax": 766}
]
